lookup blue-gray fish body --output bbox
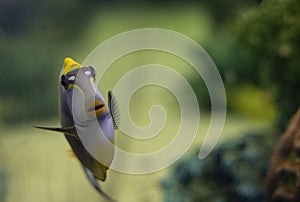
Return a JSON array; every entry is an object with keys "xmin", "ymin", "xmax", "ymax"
[{"xmin": 36, "ymin": 57, "xmax": 119, "ymax": 201}]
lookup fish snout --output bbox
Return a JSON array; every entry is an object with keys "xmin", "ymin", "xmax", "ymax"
[{"xmin": 88, "ymin": 100, "xmax": 107, "ymax": 116}]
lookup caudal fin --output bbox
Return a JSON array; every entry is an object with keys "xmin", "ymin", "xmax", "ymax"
[{"xmin": 82, "ymin": 165, "xmax": 117, "ymax": 202}]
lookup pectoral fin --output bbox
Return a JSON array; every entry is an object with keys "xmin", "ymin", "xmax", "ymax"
[
  {"xmin": 35, "ymin": 125, "xmax": 78, "ymax": 138},
  {"xmin": 108, "ymin": 90, "xmax": 120, "ymax": 130}
]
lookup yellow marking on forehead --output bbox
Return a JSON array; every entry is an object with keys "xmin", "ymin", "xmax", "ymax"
[{"xmin": 62, "ymin": 57, "xmax": 82, "ymax": 75}]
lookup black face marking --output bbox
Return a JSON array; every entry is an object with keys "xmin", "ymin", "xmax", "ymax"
[
  {"xmin": 60, "ymin": 66, "xmax": 96, "ymax": 90},
  {"xmin": 60, "ymin": 75, "xmax": 69, "ymax": 89}
]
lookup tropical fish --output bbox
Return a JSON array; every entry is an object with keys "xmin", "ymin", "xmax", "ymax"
[{"xmin": 36, "ymin": 57, "xmax": 119, "ymax": 201}]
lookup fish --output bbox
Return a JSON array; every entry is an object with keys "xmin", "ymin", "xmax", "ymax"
[{"xmin": 36, "ymin": 57, "xmax": 119, "ymax": 201}]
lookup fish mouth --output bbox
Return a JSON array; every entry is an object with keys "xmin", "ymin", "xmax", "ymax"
[{"xmin": 88, "ymin": 100, "xmax": 106, "ymax": 116}]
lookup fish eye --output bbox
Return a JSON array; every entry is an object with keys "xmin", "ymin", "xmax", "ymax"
[
  {"xmin": 84, "ymin": 70, "xmax": 91, "ymax": 76},
  {"xmin": 89, "ymin": 66, "xmax": 96, "ymax": 77},
  {"xmin": 68, "ymin": 75, "xmax": 76, "ymax": 81},
  {"xmin": 60, "ymin": 75, "xmax": 75, "ymax": 90}
]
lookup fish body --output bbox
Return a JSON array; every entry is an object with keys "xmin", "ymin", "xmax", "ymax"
[
  {"xmin": 36, "ymin": 57, "xmax": 119, "ymax": 201},
  {"xmin": 59, "ymin": 62, "xmax": 112, "ymax": 181}
]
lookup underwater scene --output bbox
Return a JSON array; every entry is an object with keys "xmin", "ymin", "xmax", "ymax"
[{"xmin": 0, "ymin": 0, "xmax": 299, "ymax": 202}]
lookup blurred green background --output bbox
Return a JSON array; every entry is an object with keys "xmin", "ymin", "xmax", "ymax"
[{"xmin": 0, "ymin": 0, "xmax": 299, "ymax": 201}]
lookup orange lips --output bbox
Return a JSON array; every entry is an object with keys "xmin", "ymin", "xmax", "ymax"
[{"xmin": 88, "ymin": 100, "xmax": 106, "ymax": 116}]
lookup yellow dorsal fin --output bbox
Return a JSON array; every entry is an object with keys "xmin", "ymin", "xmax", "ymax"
[{"xmin": 62, "ymin": 57, "xmax": 82, "ymax": 75}]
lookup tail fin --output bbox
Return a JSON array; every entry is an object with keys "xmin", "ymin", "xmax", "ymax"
[{"xmin": 82, "ymin": 165, "xmax": 116, "ymax": 202}]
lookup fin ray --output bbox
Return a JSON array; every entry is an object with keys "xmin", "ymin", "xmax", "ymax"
[
  {"xmin": 108, "ymin": 90, "xmax": 120, "ymax": 130},
  {"xmin": 35, "ymin": 126, "xmax": 78, "ymax": 137}
]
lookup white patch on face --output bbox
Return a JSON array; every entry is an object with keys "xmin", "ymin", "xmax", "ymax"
[
  {"xmin": 68, "ymin": 75, "xmax": 76, "ymax": 81},
  {"xmin": 85, "ymin": 71, "xmax": 91, "ymax": 76}
]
